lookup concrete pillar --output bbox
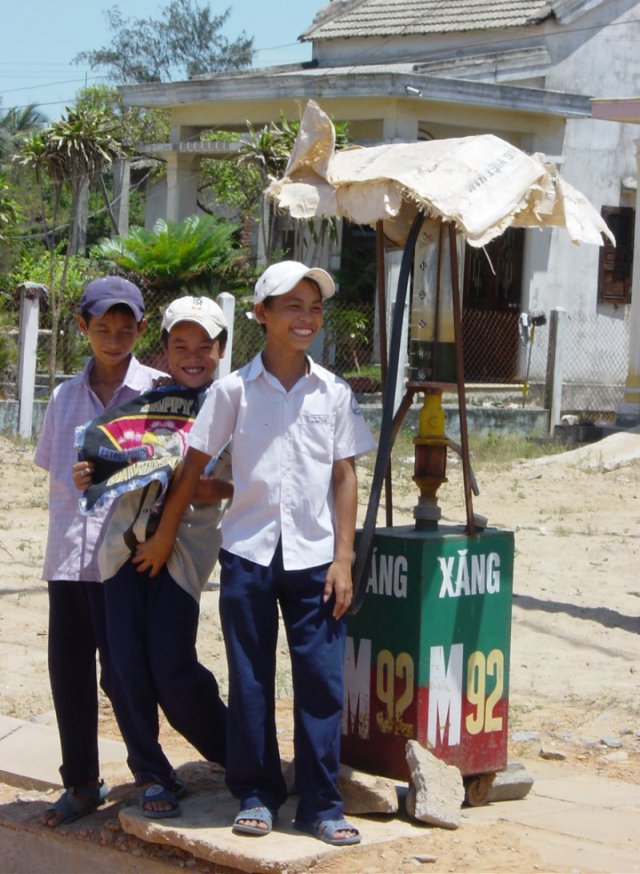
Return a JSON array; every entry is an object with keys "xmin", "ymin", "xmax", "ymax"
[
  {"xmin": 17, "ymin": 283, "xmax": 47, "ymax": 440},
  {"xmin": 216, "ymin": 292, "xmax": 235, "ymax": 379},
  {"xmin": 111, "ymin": 157, "xmax": 131, "ymax": 236},
  {"xmin": 165, "ymin": 152, "xmax": 200, "ymax": 222},
  {"xmin": 382, "ymin": 110, "xmax": 419, "ymax": 142},
  {"xmin": 616, "ymin": 139, "xmax": 640, "ymax": 426},
  {"xmin": 545, "ymin": 306, "xmax": 567, "ymax": 436}
]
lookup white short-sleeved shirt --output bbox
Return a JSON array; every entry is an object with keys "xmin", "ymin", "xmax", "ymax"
[
  {"xmin": 188, "ymin": 353, "xmax": 376, "ymax": 570},
  {"xmin": 34, "ymin": 356, "xmax": 165, "ymax": 582}
]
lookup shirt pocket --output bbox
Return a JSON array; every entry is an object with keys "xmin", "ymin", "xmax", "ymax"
[{"xmin": 294, "ymin": 413, "xmax": 335, "ymax": 463}]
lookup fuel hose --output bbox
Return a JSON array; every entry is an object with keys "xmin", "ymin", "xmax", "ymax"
[{"xmin": 349, "ymin": 210, "xmax": 425, "ymax": 615}]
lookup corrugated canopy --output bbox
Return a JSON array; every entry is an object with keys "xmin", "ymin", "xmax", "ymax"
[{"xmin": 266, "ymin": 100, "xmax": 614, "ymax": 249}]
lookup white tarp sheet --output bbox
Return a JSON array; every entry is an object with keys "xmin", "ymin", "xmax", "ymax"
[{"xmin": 266, "ymin": 100, "xmax": 614, "ymax": 249}]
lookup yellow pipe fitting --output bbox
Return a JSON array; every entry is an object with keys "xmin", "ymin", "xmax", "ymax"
[{"xmin": 417, "ymin": 391, "xmax": 445, "ymax": 438}]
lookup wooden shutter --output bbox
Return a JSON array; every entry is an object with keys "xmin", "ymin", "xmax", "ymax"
[{"xmin": 598, "ymin": 206, "xmax": 634, "ymax": 304}]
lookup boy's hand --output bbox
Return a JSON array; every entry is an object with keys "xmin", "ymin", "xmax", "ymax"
[
  {"xmin": 131, "ymin": 447, "xmax": 211, "ymax": 579},
  {"xmin": 323, "ymin": 558, "xmax": 353, "ymax": 620},
  {"xmin": 72, "ymin": 460, "xmax": 94, "ymax": 491},
  {"xmin": 131, "ymin": 535, "xmax": 172, "ymax": 578},
  {"xmin": 193, "ymin": 476, "xmax": 233, "ymax": 503}
]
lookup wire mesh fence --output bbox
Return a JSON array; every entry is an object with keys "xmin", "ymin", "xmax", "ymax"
[
  {"xmin": 558, "ymin": 309, "xmax": 629, "ymax": 421},
  {"xmin": 0, "ymin": 290, "xmax": 630, "ymax": 426},
  {"xmin": 461, "ymin": 308, "xmax": 522, "ymax": 383}
]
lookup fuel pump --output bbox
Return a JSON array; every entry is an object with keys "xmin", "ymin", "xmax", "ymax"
[{"xmin": 343, "ymin": 215, "xmax": 514, "ymax": 805}]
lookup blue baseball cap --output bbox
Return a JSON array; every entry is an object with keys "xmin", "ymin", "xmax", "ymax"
[{"xmin": 80, "ymin": 276, "xmax": 145, "ymax": 322}]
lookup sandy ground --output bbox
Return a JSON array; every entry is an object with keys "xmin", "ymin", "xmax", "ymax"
[{"xmin": 0, "ymin": 430, "xmax": 639, "ymax": 872}]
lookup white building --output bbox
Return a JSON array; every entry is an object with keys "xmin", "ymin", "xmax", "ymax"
[{"xmin": 119, "ymin": 0, "xmax": 640, "ymax": 418}]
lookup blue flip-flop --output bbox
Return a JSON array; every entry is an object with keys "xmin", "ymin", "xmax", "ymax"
[
  {"xmin": 140, "ymin": 782, "xmax": 182, "ymax": 819},
  {"xmin": 232, "ymin": 805, "xmax": 276, "ymax": 836},
  {"xmin": 43, "ymin": 781, "xmax": 109, "ymax": 827},
  {"xmin": 294, "ymin": 817, "xmax": 361, "ymax": 845}
]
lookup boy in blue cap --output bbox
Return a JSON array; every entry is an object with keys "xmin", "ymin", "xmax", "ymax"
[
  {"xmin": 34, "ymin": 276, "xmax": 165, "ymax": 827},
  {"xmin": 134, "ymin": 261, "xmax": 376, "ymax": 845}
]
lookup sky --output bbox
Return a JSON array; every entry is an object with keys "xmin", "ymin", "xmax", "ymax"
[{"xmin": 0, "ymin": 0, "xmax": 325, "ymax": 120}]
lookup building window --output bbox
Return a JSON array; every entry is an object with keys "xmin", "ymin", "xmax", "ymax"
[{"xmin": 598, "ymin": 206, "xmax": 634, "ymax": 304}]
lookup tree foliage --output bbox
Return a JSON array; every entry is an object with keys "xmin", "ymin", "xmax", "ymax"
[
  {"xmin": 16, "ymin": 107, "xmax": 127, "ymax": 387},
  {"xmin": 9, "ymin": 250, "xmax": 101, "ymax": 374},
  {"xmin": 75, "ymin": 0, "xmax": 254, "ymax": 84},
  {"xmin": 74, "ymin": 85, "xmax": 170, "ymax": 149},
  {"xmin": 201, "ymin": 114, "xmax": 351, "ymax": 259},
  {"xmin": 0, "ymin": 172, "xmax": 21, "ymax": 242}
]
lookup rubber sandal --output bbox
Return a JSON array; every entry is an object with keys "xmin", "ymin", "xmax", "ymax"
[
  {"xmin": 232, "ymin": 805, "xmax": 275, "ymax": 836},
  {"xmin": 294, "ymin": 817, "xmax": 361, "ymax": 846},
  {"xmin": 43, "ymin": 781, "xmax": 109, "ymax": 827},
  {"xmin": 140, "ymin": 783, "xmax": 182, "ymax": 819},
  {"xmin": 170, "ymin": 777, "xmax": 188, "ymax": 800}
]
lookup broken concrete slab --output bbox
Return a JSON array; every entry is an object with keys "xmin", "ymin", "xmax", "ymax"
[
  {"xmin": 405, "ymin": 740, "xmax": 464, "ymax": 829},
  {"xmin": 338, "ymin": 763, "xmax": 399, "ymax": 814},
  {"xmin": 119, "ymin": 792, "xmax": 427, "ymax": 874}
]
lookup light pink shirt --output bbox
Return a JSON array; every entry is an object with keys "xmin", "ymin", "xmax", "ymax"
[
  {"xmin": 188, "ymin": 354, "xmax": 376, "ymax": 570},
  {"xmin": 34, "ymin": 355, "xmax": 165, "ymax": 582}
]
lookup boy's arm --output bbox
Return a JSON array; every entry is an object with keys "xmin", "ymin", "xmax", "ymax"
[
  {"xmin": 193, "ymin": 477, "xmax": 233, "ymax": 502},
  {"xmin": 131, "ymin": 446, "xmax": 211, "ymax": 577},
  {"xmin": 324, "ymin": 456, "xmax": 358, "ymax": 620}
]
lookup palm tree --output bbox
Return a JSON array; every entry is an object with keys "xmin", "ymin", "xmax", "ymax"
[
  {"xmin": 237, "ymin": 114, "xmax": 350, "ymax": 261},
  {"xmin": 0, "ymin": 103, "xmax": 47, "ymax": 163},
  {"xmin": 17, "ymin": 107, "xmax": 126, "ymax": 388}
]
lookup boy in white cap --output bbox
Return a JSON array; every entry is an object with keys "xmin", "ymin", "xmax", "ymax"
[
  {"xmin": 134, "ymin": 262, "xmax": 376, "ymax": 844},
  {"xmin": 35, "ymin": 276, "xmax": 166, "ymax": 827},
  {"xmin": 88, "ymin": 295, "xmax": 232, "ymax": 818}
]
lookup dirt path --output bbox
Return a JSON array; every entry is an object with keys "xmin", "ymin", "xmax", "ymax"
[{"xmin": 0, "ymin": 432, "xmax": 639, "ymax": 872}]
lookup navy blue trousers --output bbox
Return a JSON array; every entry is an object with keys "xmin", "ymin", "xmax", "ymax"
[
  {"xmin": 219, "ymin": 544, "xmax": 346, "ymax": 824},
  {"xmin": 47, "ymin": 579, "xmax": 111, "ymax": 789},
  {"xmin": 103, "ymin": 560, "xmax": 227, "ymax": 787}
]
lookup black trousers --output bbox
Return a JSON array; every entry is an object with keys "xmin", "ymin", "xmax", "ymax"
[
  {"xmin": 47, "ymin": 579, "xmax": 111, "ymax": 788},
  {"xmin": 104, "ymin": 560, "xmax": 227, "ymax": 787}
]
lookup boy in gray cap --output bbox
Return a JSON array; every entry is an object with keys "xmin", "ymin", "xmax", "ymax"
[{"xmin": 34, "ymin": 276, "xmax": 165, "ymax": 827}]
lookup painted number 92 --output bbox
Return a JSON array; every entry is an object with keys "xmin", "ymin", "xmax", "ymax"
[
  {"xmin": 466, "ymin": 648, "xmax": 504, "ymax": 735},
  {"xmin": 375, "ymin": 649, "xmax": 415, "ymax": 737}
]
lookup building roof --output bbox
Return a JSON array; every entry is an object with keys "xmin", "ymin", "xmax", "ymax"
[
  {"xmin": 301, "ymin": 0, "xmax": 554, "ymax": 40},
  {"xmin": 121, "ymin": 63, "xmax": 591, "ymax": 120}
]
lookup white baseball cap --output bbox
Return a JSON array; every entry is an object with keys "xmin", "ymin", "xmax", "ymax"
[
  {"xmin": 161, "ymin": 295, "xmax": 227, "ymax": 339},
  {"xmin": 253, "ymin": 261, "xmax": 335, "ymax": 313}
]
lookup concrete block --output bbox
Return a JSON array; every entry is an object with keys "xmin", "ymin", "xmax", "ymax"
[
  {"xmin": 487, "ymin": 762, "xmax": 534, "ymax": 802},
  {"xmin": 338, "ymin": 764, "xmax": 399, "ymax": 814},
  {"xmin": 405, "ymin": 740, "xmax": 464, "ymax": 829}
]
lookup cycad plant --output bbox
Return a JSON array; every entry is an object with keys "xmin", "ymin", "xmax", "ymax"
[
  {"xmin": 94, "ymin": 213, "xmax": 243, "ymax": 362},
  {"xmin": 96, "ymin": 215, "xmax": 240, "ymax": 293}
]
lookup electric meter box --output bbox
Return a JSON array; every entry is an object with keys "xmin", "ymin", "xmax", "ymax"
[{"xmin": 342, "ymin": 524, "xmax": 514, "ymax": 781}]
